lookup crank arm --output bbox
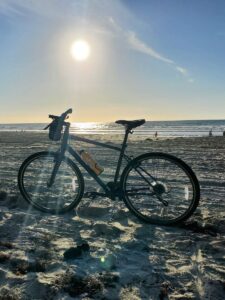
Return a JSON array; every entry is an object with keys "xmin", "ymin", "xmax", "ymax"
[{"xmin": 84, "ymin": 191, "xmax": 107, "ymax": 199}]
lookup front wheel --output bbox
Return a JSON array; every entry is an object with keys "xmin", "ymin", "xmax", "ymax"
[
  {"xmin": 120, "ymin": 152, "xmax": 200, "ymax": 225},
  {"xmin": 18, "ymin": 151, "xmax": 84, "ymax": 214}
]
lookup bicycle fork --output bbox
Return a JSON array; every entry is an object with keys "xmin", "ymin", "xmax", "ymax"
[
  {"xmin": 47, "ymin": 153, "xmax": 63, "ymax": 188},
  {"xmin": 47, "ymin": 127, "xmax": 69, "ymax": 188}
]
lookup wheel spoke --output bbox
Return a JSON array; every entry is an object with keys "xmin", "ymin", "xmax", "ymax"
[
  {"xmin": 18, "ymin": 152, "xmax": 84, "ymax": 213},
  {"xmin": 122, "ymin": 153, "xmax": 199, "ymax": 225}
]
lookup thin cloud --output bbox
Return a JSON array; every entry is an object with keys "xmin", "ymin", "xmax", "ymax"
[
  {"xmin": 109, "ymin": 17, "xmax": 194, "ymax": 81},
  {"xmin": 0, "ymin": 2, "xmax": 194, "ymax": 82},
  {"xmin": 176, "ymin": 66, "xmax": 188, "ymax": 76},
  {"xmin": 0, "ymin": 1, "xmax": 24, "ymax": 16},
  {"xmin": 0, "ymin": 0, "xmax": 75, "ymax": 18},
  {"xmin": 127, "ymin": 31, "xmax": 174, "ymax": 64}
]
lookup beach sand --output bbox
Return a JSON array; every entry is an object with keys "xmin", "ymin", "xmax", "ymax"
[{"xmin": 0, "ymin": 131, "xmax": 225, "ymax": 299}]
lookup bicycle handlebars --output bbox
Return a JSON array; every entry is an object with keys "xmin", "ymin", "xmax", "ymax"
[
  {"xmin": 44, "ymin": 108, "xmax": 72, "ymax": 130},
  {"xmin": 49, "ymin": 108, "xmax": 72, "ymax": 120}
]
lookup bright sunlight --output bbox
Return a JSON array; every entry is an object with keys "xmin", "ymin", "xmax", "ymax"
[{"xmin": 70, "ymin": 40, "xmax": 90, "ymax": 61}]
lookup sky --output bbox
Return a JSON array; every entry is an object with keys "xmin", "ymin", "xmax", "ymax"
[{"xmin": 0, "ymin": 0, "xmax": 225, "ymax": 123}]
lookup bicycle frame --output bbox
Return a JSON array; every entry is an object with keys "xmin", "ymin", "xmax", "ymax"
[
  {"xmin": 55, "ymin": 123, "xmax": 132, "ymax": 198},
  {"xmin": 50, "ymin": 122, "xmax": 159, "ymax": 202}
]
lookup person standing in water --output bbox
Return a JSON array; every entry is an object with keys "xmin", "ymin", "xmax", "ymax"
[{"xmin": 209, "ymin": 129, "xmax": 212, "ymax": 137}]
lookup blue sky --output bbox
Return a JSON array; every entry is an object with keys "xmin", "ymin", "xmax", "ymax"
[{"xmin": 0, "ymin": 0, "xmax": 225, "ymax": 122}]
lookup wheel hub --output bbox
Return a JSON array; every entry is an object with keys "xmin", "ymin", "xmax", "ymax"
[{"xmin": 152, "ymin": 181, "xmax": 168, "ymax": 195}]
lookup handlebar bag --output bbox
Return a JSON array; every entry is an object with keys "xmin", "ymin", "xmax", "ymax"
[{"xmin": 49, "ymin": 119, "xmax": 62, "ymax": 141}]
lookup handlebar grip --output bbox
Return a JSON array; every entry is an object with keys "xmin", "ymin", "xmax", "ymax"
[
  {"xmin": 48, "ymin": 108, "xmax": 72, "ymax": 120},
  {"xmin": 62, "ymin": 108, "xmax": 72, "ymax": 116},
  {"xmin": 49, "ymin": 114, "xmax": 58, "ymax": 119}
]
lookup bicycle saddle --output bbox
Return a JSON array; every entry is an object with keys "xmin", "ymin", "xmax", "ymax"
[{"xmin": 115, "ymin": 119, "xmax": 146, "ymax": 129}]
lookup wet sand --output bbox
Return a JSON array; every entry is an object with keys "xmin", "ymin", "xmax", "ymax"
[{"xmin": 0, "ymin": 131, "xmax": 225, "ymax": 299}]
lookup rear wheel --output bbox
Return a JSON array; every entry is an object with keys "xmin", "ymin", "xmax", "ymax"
[
  {"xmin": 18, "ymin": 151, "xmax": 84, "ymax": 213},
  {"xmin": 120, "ymin": 152, "xmax": 200, "ymax": 225}
]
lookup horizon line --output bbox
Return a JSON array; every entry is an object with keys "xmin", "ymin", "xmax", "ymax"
[{"xmin": 1, "ymin": 117, "xmax": 225, "ymax": 125}]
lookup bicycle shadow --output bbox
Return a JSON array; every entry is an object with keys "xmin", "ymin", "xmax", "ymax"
[
  {"xmin": 67, "ymin": 200, "xmax": 169, "ymax": 299},
  {"xmin": 1, "ymin": 195, "xmax": 217, "ymax": 299}
]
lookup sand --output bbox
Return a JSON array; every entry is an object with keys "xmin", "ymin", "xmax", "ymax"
[{"xmin": 0, "ymin": 131, "xmax": 225, "ymax": 299}]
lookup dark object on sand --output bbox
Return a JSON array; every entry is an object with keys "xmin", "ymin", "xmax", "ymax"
[
  {"xmin": 0, "ymin": 241, "xmax": 13, "ymax": 249},
  {"xmin": 58, "ymin": 272, "xmax": 103, "ymax": 297},
  {"xmin": 0, "ymin": 252, "xmax": 11, "ymax": 263},
  {"xmin": 18, "ymin": 108, "xmax": 200, "ymax": 226},
  {"xmin": 10, "ymin": 258, "xmax": 46, "ymax": 274},
  {"xmin": 0, "ymin": 191, "xmax": 7, "ymax": 201},
  {"xmin": 64, "ymin": 243, "xmax": 90, "ymax": 260}
]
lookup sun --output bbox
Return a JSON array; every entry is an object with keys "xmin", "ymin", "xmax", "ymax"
[{"xmin": 70, "ymin": 40, "xmax": 90, "ymax": 61}]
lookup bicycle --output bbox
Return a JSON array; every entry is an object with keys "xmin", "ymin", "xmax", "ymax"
[{"xmin": 18, "ymin": 109, "xmax": 200, "ymax": 225}]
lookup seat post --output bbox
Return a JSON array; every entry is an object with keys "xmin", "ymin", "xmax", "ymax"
[
  {"xmin": 122, "ymin": 127, "xmax": 130, "ymax": 148},
  {"xmin": 114, "ymin": 127, "xmax": 130, "ymax": 183}
]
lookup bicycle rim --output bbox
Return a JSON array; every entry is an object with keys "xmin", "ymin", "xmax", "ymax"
[
  {"xmin": 19, "ymin": 152, "xmax": 84, "ymax": 213},
  {"xmin": 121, "ymin": 153, "xmax": 200, "ymax": 225}
]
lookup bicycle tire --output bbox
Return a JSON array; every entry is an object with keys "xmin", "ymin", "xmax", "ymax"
[
  {"xmin": 18, "ymin": 151, "xmax": 84, "ymax": 214},
  {"xmin": 120, "ymin": 152, "xmax": 200, "ymax": 225}
]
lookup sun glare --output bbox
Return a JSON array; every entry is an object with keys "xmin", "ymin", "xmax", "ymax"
[{"xmin": 70, "ymin": 40, "xmax": 90, "ymax": 61}]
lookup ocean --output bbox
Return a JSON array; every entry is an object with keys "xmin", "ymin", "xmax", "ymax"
[{"xmin": 0, "ymin": 120, "xmax": 225, "ymax": 137}]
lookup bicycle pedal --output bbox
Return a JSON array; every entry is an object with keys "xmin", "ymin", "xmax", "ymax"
[{"xmin": 84, "ymin": 192, "xmax": 95, "ymax": 199}]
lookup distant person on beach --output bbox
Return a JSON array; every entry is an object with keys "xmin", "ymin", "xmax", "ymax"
[
  {"xmin": 223, "ymin": 130, "xmax": 225, "ymax": 137},
  {"xmin": 154, "ymin": 131, "xmax": 158, "ymax": 138},
  {"xmin": 209, "ymin": 129, "xmax": 212, "ymax": 137}
]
